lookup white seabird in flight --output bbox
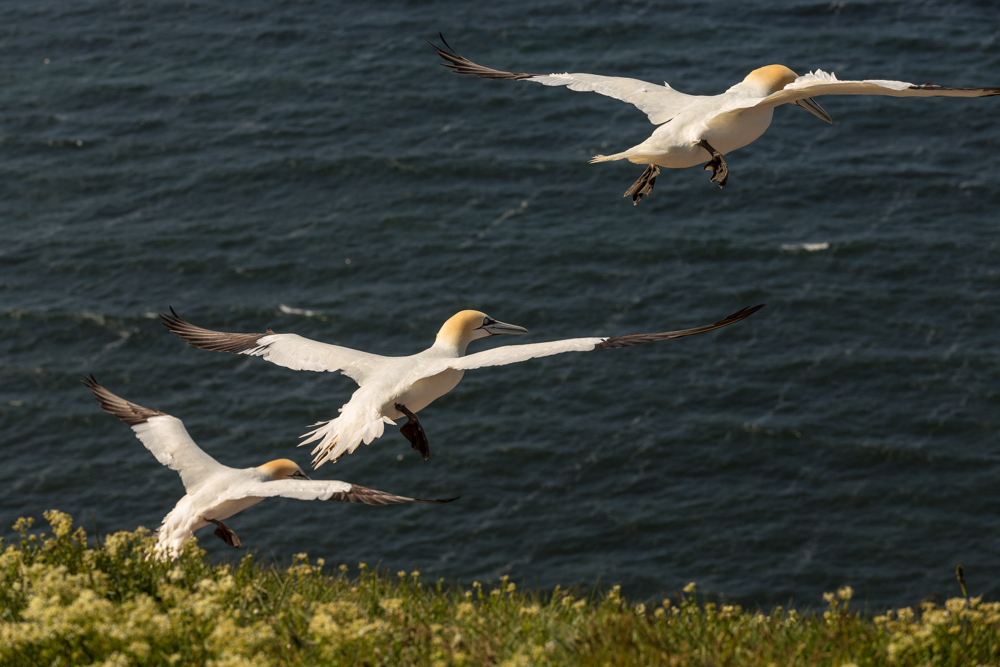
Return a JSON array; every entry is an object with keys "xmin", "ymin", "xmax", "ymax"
[
  {"xmin": 84, "ymin": 376, "xmax": 457, "ymax": 560},
  {"xmin": 431, "ymin": 35, "xmax": 1000, "ymax": 204},
  {"xmin": 161, "ymin": 304, "xmax": 764, "ymax": 468}
]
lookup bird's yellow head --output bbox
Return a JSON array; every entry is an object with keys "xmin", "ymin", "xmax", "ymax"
[
  {"xmin": 745, "ymin": 64, "xmax": 800, "ymax": 94},
  {"xmin": 435, "ymin": 310, "xmax": 529, "ymax": 354},
  {"xmin": 258, "ymin": 459, "xmax": 310, "ymax": 481},
  {"xmin": 745, "ymin": 64, "xmax": 833, "ymax": 123}
]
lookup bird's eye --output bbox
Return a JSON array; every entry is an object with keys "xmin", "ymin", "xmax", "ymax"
[{"xmin": 483, "ymin": 317, "xmax": 495, "ymax": 326}]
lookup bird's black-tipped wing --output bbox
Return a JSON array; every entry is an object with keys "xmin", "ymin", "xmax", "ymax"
[
  {"xmin": 430, "ymin": 34, "xmax": 694, "ymax": 125},
  {"xmin": 418, "ymin": 305, "xmax": 765, "ymax": 373},
  {"xmin": 161, "ymin": 307, "xmax": 274, "ymax": 354},
  {"xmin": 327, "ymin": 484, "xmax": 461, "ymax": 506},
  {"xmin": 753, "ymin": 71, "xmax": 1000, "ymax": 113},
  {"xmin": 84, "ymin": 374, "xmax": 166, "ymax": 426},
  {"xmin": 595, "ymin": 304, "xmax": 765, "ymax": 349},
  {"xmin": 241, "ymin": 479, "xmax": 460, "ymax": 506},
  {"xmin": 83, "ymin": 375, "xmax": 223, "ymax": 492},
  {"xmin": 160, "ymin": 308, "xmax": 390, "ymax": 383},
  {"xmin": 430, "ymin": 33, "xmax": 539, "ymax": 80}
]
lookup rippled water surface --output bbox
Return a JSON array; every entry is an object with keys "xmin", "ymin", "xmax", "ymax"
[{"xmin": 2, "ymin": 0, "xmax": 999, "ymax": 610}]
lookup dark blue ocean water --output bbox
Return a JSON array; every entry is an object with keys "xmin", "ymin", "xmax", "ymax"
[{"xmin": 2, "ymin": 0, "xmax": 999, "ymax": 611}]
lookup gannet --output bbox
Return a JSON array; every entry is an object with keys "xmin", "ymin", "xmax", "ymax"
[
  {"xmin": 83, "ymin": 376, "xmax": 457, "ymax": 560},
  {"xmin": 161, "ymin": 304, "xmax": 764, "ymax": 468},
  {"xmin": 431, "ymin": 35, "xmax": 1000, "ymax": 204}
]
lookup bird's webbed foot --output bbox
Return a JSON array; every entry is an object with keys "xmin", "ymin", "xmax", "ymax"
[
  {"xmin": 203, "ymin": 518, "xmax": 241, "ymax": 548},
  {"xmin": 623, "ymin": 164, "xmax": 660, "ymax": 205},
  {"xmin": 698, "ymin": 139, "xmax": 729, "ymax": 188},
  {"xmin": 395, "ymin": 403, "xmax": 430, "ymax": 461}
]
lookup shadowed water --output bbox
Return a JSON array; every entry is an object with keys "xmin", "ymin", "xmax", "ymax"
[{"xmin": 2, "ymin": 0, "xmax": 999, "ymax": 610}]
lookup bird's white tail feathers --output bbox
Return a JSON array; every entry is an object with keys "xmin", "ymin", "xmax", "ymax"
[
  {"xmin": 589, "ymin": 152, "xmax": 629, "ymax": 163},
  {"xmin": 150, "ymin": 508, "xmax": 199, "ymax": 561},
  {"xmin": 301, "ymin": 410, "xmax": 396, "ymax": 468}
]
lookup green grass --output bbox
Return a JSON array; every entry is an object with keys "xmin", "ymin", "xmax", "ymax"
[{"xmin": 2, "ymin": 511, "xmax": 999, "ymax": 666}]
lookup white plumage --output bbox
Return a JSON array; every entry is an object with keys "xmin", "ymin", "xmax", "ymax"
[
  {"xmin": 84, "ymin": 377, "xmax": 455, "ymax": 560},
  {"xmin": 162, "ymin": 305, "xmax": 764, "ymax": 468},
  {"xmin": 432, "ymin": 36, "xmax": 999, "ymax": 203}
]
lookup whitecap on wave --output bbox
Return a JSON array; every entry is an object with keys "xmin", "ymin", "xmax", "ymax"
[
  {"xmin": 781, "ymin": 242, "xmax": 830, "ymax": 252},
  {"xmin": 279, "ymin": 304, "xmax": 319, "ymax": 317}
]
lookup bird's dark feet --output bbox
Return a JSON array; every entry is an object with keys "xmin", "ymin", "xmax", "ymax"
[
  {"xmin": 698, "ymin": 139, "xmax": 729, "ymax": 188},
  {"xmin": 623, "ymin": 164, "xmax": 660, "ymax": 205},
  {"xmin": 204, "ymin": 518, "xmax": 241, "ymax": 548},
  {"xmin": 395, "ymin": 403, "xmax": 429, "ymax": 460}
]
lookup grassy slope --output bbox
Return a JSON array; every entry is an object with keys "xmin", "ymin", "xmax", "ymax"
[{"xmin": 2, "ymin": 512, "xmax": 999, "ymax": 667}]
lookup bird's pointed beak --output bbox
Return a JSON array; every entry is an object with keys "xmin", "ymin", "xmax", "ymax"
[
  {"xmin": 794, "ymin": 97, "xmax": 833, "ymax": 124},
  {"xmin": 482, "ymin": 320, "xmax": 529, "ymax": 336}
]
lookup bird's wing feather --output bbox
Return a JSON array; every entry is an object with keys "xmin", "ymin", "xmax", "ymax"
[
  {"xmin": 448, "ymin": 337, "xmax": 605, "ymax": 370},
  {"xmin": 401, "ymin": 305, "xmax": 764, "ymax": 381},
  {"xmin": 591, "ymin": 304, "xmax": 765, "ymax": 348},
  {"xmin": 228, "ymin": 479, "xmax": 459, "ymax": 505},
  {"xmin": 528, "ymin": 73, "xmax": 697, "ymax": 125},
  {"xmin": 84, "ymin": 376, "xmax": 224, "ymax": 493},
  {"xmin": 752, "ymin": 69, "xmax": 1000, "ymax": 110},
  {"xmin": 431, "ymin": 36, "xmax": 693, "ymax": 125},
  {"xmin": 160, "ymin": 309, "xmax": 390, "ymax": 384}
]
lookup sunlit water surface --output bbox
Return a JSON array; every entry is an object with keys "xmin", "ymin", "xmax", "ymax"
[{"xmin": 2, "ymin": 0, "xmax": 999, "ymax": 610}]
